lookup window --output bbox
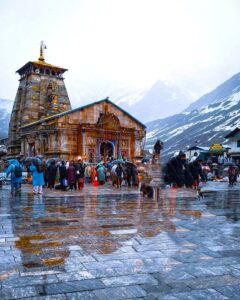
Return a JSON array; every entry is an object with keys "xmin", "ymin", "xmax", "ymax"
[{"xmin": 237, "ymin": 140, "xmax": 240, "ymax": 148}]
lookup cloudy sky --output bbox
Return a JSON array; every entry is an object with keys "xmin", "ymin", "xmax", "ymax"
[{"xmin": 1, "ymin": 0, "xmax": 240, "ymax": 107}]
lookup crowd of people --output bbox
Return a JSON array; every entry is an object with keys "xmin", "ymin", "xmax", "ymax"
[
  {"xmin": 3, "ymin": 150, "xmax": 239, "ymax": 197},
  {"xmin": 163, "ymin": 151, "xmax": 239, "ymax": 189},
  {"xmin": 4, "ymin": 156, "xmax": 140, "ymax": 196}
]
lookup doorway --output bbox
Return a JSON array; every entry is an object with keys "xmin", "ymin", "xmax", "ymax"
[{"xmin": 100, "ymin": 141, "xmax": 114, "ymax": 158}]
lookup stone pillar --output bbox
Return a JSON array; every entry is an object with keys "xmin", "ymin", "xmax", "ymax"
[
  {"xmin": 55, "ymin": 131, "xmax": 58, "ymax": 154},
  {"xmin": 82, "ymin": 128, "xmax": 86, "ymax": 157}
]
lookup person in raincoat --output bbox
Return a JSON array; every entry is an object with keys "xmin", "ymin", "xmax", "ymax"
[
  {"xmin": 165, "ymin": 151, "xmax": 193, "ymax": 188},
  {"xmin": 115, "ymin": 163, "xmax": 124, "ymax": 188},
  {"xmin": 97, "ymin": 164, "xmax": 106, "ymax": 185},
  {"xmin": 189, "ymin": 158, "xmax": 205, "ymax": 189},
  {"xmin": 84, "ymin": 164, "xmax": 92, "ymax": 184},
  {"xmin": 228, "ymin": 165, "xmax": 237, "ymax": 186},
  {"xmin": 67, "ymin": 160, "xmax": 76, "ymax": 191},
  {"xmin": 75, "ymin": 159, "xmax": 85, "ymax": 190},
  {"xmin": 29, "ymin": 161, "xmax": 45, "ymax": 194},
  {"xmin": 6, "ymin": 159, "xmax": 23, "ymax": 196},
  {"xmin": 132, "ymin": 165, "xmax": 139, "ymax": 187},
  {"xmin": 91, "ymin": 166, "xmax": 98, "ymax": 185},
  {"xmin": 47, "ymin": 161, "xmax": 57, "ymax": 189},
  {"xmin": 59, "ymin": 161, "xmax": 68, "ymax": 190},
  {"xmin": 126, "ymin": 164, "xmax": 133, "ymax": 187},
  {"xmin": 152, "ymin": 139, "xmax": 163, "ymax": 162}
]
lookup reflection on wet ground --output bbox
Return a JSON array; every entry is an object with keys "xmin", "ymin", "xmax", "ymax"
[{"xmin": 0, "ymin": 182, "xmax": 240, "ymax": 299}]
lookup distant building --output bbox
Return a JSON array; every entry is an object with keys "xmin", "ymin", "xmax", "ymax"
[
  {"xmin": 8, "ymin": 43, "xmax": 146, "ymax": 161},
  {"xmin": 186, "ymin": 144, "xmax": 231, "ymax": 163},
  {"xmin": 225, "ymin": 127, "xmax": 240, "ymax": 161},
  {"xmin": 185, "ymin": 145, "xmax": 209, "ymax": 160}
]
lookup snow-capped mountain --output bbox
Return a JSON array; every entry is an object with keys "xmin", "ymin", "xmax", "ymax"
[
  {"xmin": 70, "ymin": 80, "xmax": 193, "ymax": 123},
  {"xmin": 115, "ymin": 80, "xmax": 193, "ymax": 122},
  {"xmin": 185, "ymin": 72, "xmax": 240, "ymax": 112},
  {"xmin": 0, "ymin": 98, "xmax": 13, "ymax": 140},
  {"xmin": 146, "ymin": 73, "xmax": 240, "ymax": 161}
]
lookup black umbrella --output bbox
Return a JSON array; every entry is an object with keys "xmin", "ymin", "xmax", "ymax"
[
  {"xmin": 23, "ymin": 157, "xmax": 35, "ymax": 163},
  {"xmin": 112, "ymin": 159, "xmax": 125, "ymax": 164},
  {"xmin": 46, "ymin": 158, "xmax": 59, "ymax": 165},
  {"xmin": 125, "ymin": 161, "xmax": 137, "ymax": 167},
  {"xmin": 36, "ymin": 155, "xmax": 44, "ymax": 159},
  {"xmin": 223, "ymin": 162, "xmax": 236, "ymax": 167}
]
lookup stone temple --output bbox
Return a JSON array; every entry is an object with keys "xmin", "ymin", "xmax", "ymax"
[{"xmin": 8, "ymin": 43, "xmax": 146, "ymax": 162}]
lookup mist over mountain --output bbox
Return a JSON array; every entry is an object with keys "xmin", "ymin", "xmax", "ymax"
[
  {"xmin": 0, "ymin": 80, "xmax": 193, "ymax": 140},
  {"xmin": 69, "ymin": 80, "xmax": 193, "ymax": 123},
  {"xmin": 146, "ymin": 73, "xmax": 240, "ymax": 161},
  {"xmin": 116, "ymin": 80, "xmax": 193, "ymax": 122}
]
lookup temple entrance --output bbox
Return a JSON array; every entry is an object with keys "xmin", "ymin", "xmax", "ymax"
[
  {"xmin": 100, "ymin": 141, "xmax": 114, "ymax": 158},
  {"xmin": 29, "ymin": 143, "xmax": 36, "ymax": 157}
]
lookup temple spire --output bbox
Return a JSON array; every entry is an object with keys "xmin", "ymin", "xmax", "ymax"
[{"xmin": 38, "ymin": 41, "xmax": 47, "ymax": 62}]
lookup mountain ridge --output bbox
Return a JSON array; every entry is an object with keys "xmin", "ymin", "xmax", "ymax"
[
  {"xmin": 185, "ymin": 72, "xmax": 240, "ymax": 112},
  {"xmin": 117, "ymin": 80, "xmax": 192, "ymax": 122},
  {"xmin": 146, "ymin": 73, "xmax": 240, "ymax": 161}
]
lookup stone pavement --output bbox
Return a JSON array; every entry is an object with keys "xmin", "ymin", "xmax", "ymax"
[{"xmin": 0, "ymin": 181, "xmax": 240, "ymax": 299}]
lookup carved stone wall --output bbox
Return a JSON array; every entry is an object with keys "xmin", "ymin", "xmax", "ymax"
[
  {"xmin": 20, "ymin": 100, "xmax": 146, "ymax": 161},
  {"xmin": 8, "ymin": 61, "xmax": 71, "ymax": 157}
]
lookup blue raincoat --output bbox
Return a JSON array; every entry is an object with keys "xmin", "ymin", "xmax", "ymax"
[
  {"xmin": 29, "ymin": 164, "xmax": 45, "ymax": 186},
  {"xmin": 6, "ymin": 159, "xmax": 23, "ymax": 183},
  {"xmin": 97, "ymin": 165, "xmax": 106, "ymax": 182}
]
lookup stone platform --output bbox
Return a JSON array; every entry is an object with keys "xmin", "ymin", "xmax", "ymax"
[{"xmin": 0, "ymin": 181, "xmax": 240, "ymax": 299}]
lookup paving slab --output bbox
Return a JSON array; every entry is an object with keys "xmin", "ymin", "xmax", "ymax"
[{"xmin": 0, "ymin": 181, "xmax": 240, "ymax": 299}]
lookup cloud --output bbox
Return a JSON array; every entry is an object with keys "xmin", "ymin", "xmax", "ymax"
[{"xmin": 0, "ymin": 0, "xmax": 240, "ymax": 102}]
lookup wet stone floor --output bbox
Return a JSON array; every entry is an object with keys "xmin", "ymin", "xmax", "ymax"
[{"xmin": 0, "ymin": 182, "xmax": 240, "ymax": 299}]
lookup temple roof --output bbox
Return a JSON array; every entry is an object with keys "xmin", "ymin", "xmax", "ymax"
[
  {"xmin": 16, "ymin": 60, "xmax": 67, "ymax": 74},
  {"xmin": 21, "ymin": 98, "xmax": 146, "ymax": 129},
  {"xmin": 17, "ymin": 41, "xmax": 68, "ymax": 74}
]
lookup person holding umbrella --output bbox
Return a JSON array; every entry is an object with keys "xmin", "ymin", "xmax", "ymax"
[{"xmin": 115, "ymin": 163, "xmax": 124, "ymax": 188}]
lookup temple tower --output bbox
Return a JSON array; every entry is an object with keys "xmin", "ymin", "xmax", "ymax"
[{"xmin": 8, "ymin": 42, "xmax": 72, "ymax": 156}]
